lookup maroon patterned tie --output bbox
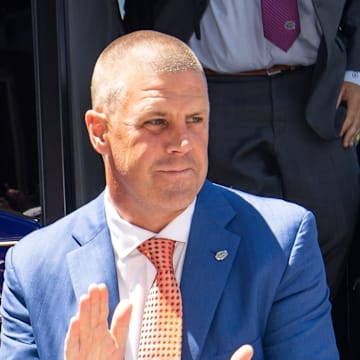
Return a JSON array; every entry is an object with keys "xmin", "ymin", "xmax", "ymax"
[
  {"xmin": 137, "ymin": 238, "xmax": 182, "ymax": 359},
  {"xmin": 261, "ymin": 0, "xmax": 301, "ymax": 52}
]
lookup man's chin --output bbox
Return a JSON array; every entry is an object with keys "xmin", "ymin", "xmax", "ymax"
[{"xmin": 164, "ymin": 185, "xmax": 201, "ymax": 205}]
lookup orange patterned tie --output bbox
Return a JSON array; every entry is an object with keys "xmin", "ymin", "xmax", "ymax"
[{"xmin": 137, "ymin": 238, "xmax": 182, "ymax": 359}]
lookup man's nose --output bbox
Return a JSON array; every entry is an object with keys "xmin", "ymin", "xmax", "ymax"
[{"xmin": 166, "ymin": 125, "xmax": 193, "ymax": 154}]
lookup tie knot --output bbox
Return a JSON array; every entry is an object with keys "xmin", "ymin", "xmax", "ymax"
[{"xmin": 138, "ymin": 237, "xmax": 175, "ymax": 271}]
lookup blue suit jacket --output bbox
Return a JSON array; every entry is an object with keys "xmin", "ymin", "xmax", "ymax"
[{"xmin": 0, "ymin": 181, "xmax": 339, "ymax": 359}]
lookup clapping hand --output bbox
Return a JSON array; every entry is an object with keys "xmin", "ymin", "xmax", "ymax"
[
  {"xmin": 64, "ymin": 283, "xmax": 253, "ymax": 360},
  {"xmin": 64, "ymin": 284, "xmax": 132, "ymax": 360}
]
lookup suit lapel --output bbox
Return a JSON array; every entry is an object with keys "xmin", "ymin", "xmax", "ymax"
[
  {"xmin": 180, "ymin": 182, "xmax": 242, "ymax": 359},
  {"xmin": 64, "ymin": 184, "xmax": 242, "ymax": 356},
  {"xmin": 66, "ymin": 194, "xmax": 120, "ymax": 322}
]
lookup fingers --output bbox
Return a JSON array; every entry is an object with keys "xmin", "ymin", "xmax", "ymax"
[
  {"xmin": 340, "ymin": 118, "xmax": 359, "ymax": 147},
  {"xmin": 86, "ymin": 283, "xmax": 110, "ymax": 327},
  {"xmin": 230, "ymin": 345, "xmax": 254, "ymax": 360},
  {"xmin": 338, "ymin": 82, "xmax": 360, "ymax": 147},
  {"xmin": 64, "ymin": 283, "xmax": 111, "ymax": 359},
  {"xmin": 89, "ymin": 284, "xmax": 101, "ymax": 328},
  {"xmin": 78, "ymin": 284, "xmax": 109, "ymax": 345},
  {"xmin": 64, "ymin": 284, "xmax": 132, "ymax": 360},
  {"xmin": 340, "ymin": 109, "xmax": 360, "ymax": 147},
  {"xmin": 95, "ymin": 283, "xmax": 110, "ymax": 328},
  {"xmin": 78, "ymin": 292, "xmax": 92, "ymax": 345},
  {"xmin": 110, "ymin": 299, "xmax": 132, "ymax": 355},
  {"xmin": 64, "ymin": 316, "xmax": 81, "ymax": 359},
  {"xmin": 336, "ymin": 86, "xmax": 344, "ymax": 109}
]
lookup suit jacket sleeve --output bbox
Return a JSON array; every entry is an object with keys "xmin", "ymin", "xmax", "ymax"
[
  {"xmin": 0, "ymin": 247, "xmax": 40, "ymax": 359},
  {"xmin": 264, "ymin": 211, "xmax": 338, "ymax": 359},
  {"xmin": 342, "ymin": 0, "xmax": 360, "ymax": 70},
  {"xmin": 124, "ymin": 0, "xmax": 208, "ymax": 42}
]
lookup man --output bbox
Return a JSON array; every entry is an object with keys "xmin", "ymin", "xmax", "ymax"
[
  {"xmin": 0, "ymin": 31, "xmax": 338, "ymax": 359},
  {"xmin": 123, "ymin": 0, "xmax": 360, "ymax": 303}
]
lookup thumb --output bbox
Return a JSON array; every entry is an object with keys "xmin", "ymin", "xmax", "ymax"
[
  {"xmin": 336, "ymin": 84, "xmax": 345, "ymax": 109},
  {"xmin": 231, "ymin": 344, "xmax": 254, "ymax": 360},
  {"xmin": 110, "ymin": 299, "xmax": 132, "ymax": 355}
]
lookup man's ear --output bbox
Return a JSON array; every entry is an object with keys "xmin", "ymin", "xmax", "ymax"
[{"xmin": 85, "ymin": 109, "xmax": 108, "ymax": 154}]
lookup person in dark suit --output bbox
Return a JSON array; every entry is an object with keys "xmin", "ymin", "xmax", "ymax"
[
  {"xmin": 0, "ymin": 30, "xmax": 338, "ymax": 360},
  {"xmin": 123, "ymin": 0, "xmax": 360, "ymax": 302}
]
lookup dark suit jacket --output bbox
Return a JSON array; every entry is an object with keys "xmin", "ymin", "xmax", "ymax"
[
  {"xmin": 0, "ymin": 182, "xmax": 338, "ymax": 359},
  {"xmin": 124, "ymin": 0, "xmax": 360, "ymax": 140}
]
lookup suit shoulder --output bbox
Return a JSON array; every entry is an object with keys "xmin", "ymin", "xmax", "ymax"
[
  {"xmin": 11, "ymin": 193, "xmax": 106, "ymax": 259},
  {"xmin": 214, "ymin": 183, "xmax": 310, "ymax": 217},
  {"xmin": 207, "ymin": 183, "xmax": 317, "ymax": 245}
]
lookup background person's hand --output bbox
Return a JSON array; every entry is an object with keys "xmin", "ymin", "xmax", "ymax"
[
  {"xmin": 64, "ymin": 283, "xmax": 132, "ymax": 360},
  {"xmin": 337, "ymin": 81, "xmax": 360, "ymax": 147},
  {"xmin": 230, "ymin": 344, "xmax": 254, "ymax": 360}
]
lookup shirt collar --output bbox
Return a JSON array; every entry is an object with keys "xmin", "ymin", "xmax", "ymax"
[{"xmin": 104, "ymin": 187, "xmax": 196, "ymax": 259}]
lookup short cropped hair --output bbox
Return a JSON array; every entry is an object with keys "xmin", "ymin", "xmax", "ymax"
[{"xmin": 90, "ymin": 30, "xmax": 204, "ymax": 114}]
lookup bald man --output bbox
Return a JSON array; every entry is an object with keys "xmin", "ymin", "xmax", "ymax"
[{"xmin": 0, "ymin": 31, "xmax": 338, "ymax": 359}]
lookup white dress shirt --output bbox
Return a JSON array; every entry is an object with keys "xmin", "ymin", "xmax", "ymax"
[
  {"xmin": 188, "ymin": 0, "xmax": 360, "ymax": 85},
  {"xmin": 188, "ymin": 0, "xmax": 321, "ymax": 72},
  {"xmin": 120, "ymin": 0, "xmax": 360, "ymax": 85},
  {"xmin": 104, "ymin": 188, "xmax": 196, "ymax": 360}
]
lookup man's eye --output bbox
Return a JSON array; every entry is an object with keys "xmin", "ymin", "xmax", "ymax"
[
  {"xmin": 145, "ymin": 119, "xmax": 166, "ymax": 126},
  {"xmin": 189, "ymin": 116, "xmax": 203, "ymax": 123}
]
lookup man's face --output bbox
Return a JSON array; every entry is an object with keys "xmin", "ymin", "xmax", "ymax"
[{"xmin": 102, "ymin": 70, "xmax": 209, "ymax": 229}]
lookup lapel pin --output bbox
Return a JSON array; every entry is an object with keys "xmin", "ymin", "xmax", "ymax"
[{"xmin": 215, "ymin": 250, "xmax": 228, "ymax": 261}]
